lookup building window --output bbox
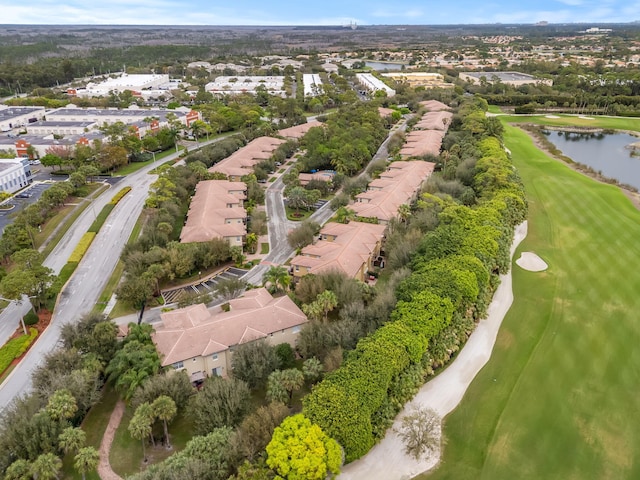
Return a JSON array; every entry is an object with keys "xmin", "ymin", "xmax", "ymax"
[
  {"xmin": 211, "ymin": 353, "xmax": 218, "ymax": 360},
  {"xmin": 295, "ymin": 265, "xmax": 300, "ymax": 272},
  {"xmin": 193, "ymin": 358, "xmax": 197, "ymax": 362},
  {"xmin": 172, "ymin": 361, "xmax": 184, "ymax": 369},
  {"xmin": 292, "ymin": 326, "xmax": 301, "ymax": 334}
]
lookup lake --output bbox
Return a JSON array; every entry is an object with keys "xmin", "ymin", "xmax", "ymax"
[
  {"xmin": 365, "ymin": 61, "xmax": 408, "ymax": 71},
  {"xmin": 543, "ymin": 130, "xmax": 640, "ymax": 189}
]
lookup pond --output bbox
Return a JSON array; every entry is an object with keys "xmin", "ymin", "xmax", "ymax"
[
  {"xmin": 542, "ymin": 130, "xmax": 640, "ymax": 189},
  {"xmin": 365, "ymin": 61, "xmax": 408, "ymax": 71}
]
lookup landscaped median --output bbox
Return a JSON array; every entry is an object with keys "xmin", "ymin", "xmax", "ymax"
[
  {"xmin": 51, "ymin": 186, "xmax": 132, "ymax": 305},
  {"xmin": 0, "ymin": 328, "xmax": 38, "ymax": 378}
]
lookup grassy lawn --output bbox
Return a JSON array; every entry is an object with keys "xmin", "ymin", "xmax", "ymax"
[
  {"xmin": 260, "ymin": 243, "xmax": 270, "ymax": 254},
  {"xmin": 500, "ymin": 113, "xmax": 640, "ymax": 132},
  {"xmin": 110, "ymin": 405, "xmax": 193, "ymax": 477},
  {"xmin": 285, "ymin": 206, "xmax": 313, "ymax": 221},
  {"xmin": 421, "ymin": 124, "xmax": 640, "ymax": 479},
  {"xmin": 60, "ymin": 384, "xmax": 118, "ymax": 479},
  {"xmin": 112, "ymin": 147, "xmax": 179, "ymax": 176}
]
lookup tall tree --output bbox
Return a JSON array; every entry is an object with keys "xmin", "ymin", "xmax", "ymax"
[
  {"xmin": 45, "ymin": 389, "xmax": 78, "ymax": 423},
  {"xmin": 262, "ymin": 266, "xmax": 291, "ymax": 293},
  {"xmin": 151, "ymin": 395, "xmax": 177, "ymax": 449},
  {"xmin": 74, "ymin": 446, "xmax": 100, "ymax": 480},
  {"xmin": 29, "ymin": 453, "xmax": 62, "ymax": 480},
  {"xmin": 58, "ymin": 426, "xmax": 86, "ymax": 455},
  {"xmin": 128, "ymin": 411, "xmax": 152, "ymax": 463}
]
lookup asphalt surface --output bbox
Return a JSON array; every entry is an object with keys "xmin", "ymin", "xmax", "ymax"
[{"xmin": 0, "ymin": 138, "xmax": 230, "ymax": 411}]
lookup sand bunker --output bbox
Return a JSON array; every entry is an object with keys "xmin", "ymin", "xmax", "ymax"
[
  {"xmin": 545, "ymin": 115, "xmax": 560, "ymax": 119},
  {"xmin": 516, "ymin": 251, "xmax": 548, "ymax": 272},
  {"xmin": 578, "ymin": 116, "xmax": 594, "ymax": 120}
]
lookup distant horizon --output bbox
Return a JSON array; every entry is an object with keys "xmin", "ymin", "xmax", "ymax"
[
  {"xmin": 2, "ymin": 21, "xmax": 639, "ymax": 27},
  {"xmin": 2, "ymin": 0, "xmax": 640, "ymax": 27}
]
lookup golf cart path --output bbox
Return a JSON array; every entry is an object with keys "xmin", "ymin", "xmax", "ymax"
[{"xmin": 339, "ymin": 221, "xmax": 528, "ymax": 480}]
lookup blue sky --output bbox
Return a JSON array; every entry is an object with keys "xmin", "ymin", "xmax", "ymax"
[{"xmin": 2, "ymin": 0, "xmax": 639, "ymax": 25}]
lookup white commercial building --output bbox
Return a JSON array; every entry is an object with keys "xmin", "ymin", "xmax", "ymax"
[
  {"xmin": 0, "ymin": 159, "xmax": 32, "ymax": 193},
  {"xmin": 0, "ymin": 106, "xmax": 46, "ymax": 132},
  {"xmin": 303, "ymin": 74, "xmax": 323, "ymax": 97},
  {"xmin": 205, "ymin": 76, "xmax": 286, "ymax": 97},
  {"xmin": 355, "ymin": 73, "xmax": 396, "ymax": 97},
  {"xmin": 67, "ymin": 73, "xmax": 172, "ymax": 99}
]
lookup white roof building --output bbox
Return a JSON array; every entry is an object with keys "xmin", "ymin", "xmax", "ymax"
[
  {"xmin": 206, "ymin": 76, "xmax": 286, "ymax": 97},
  {"xmin": 67, "ymin": 73, "xmax": 171, "ymax": 99},
  {"xmin": 355, "ymin": 73, "xmax": 396, "ymax": 97},
  {"xmin": 303, "ymin": 74, "xmax": 323, "ymax": 97},
  {"xmin": 0, "ymin": 106, "xmax": 46, "ymax": 132}
]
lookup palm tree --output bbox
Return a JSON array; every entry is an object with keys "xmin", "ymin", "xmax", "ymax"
[
  {"xmin": 151, "ymin": 396, "xmax": 177, "ymax": 449},
  {"xmin": 74, "ymin": 446, "xmax": 100, "ymax": 480},
  {"xmin": 58, "ymin": 426, "xmax": 86, "ymax": 455},
  {"xmin": 128, "ymin": 412, "xmax": 152, "ymax": 463},
  {"xmin": 397, "ymin": 203, "xmax": 411, "ymax": 223},
  {"xmin": 4, "ymin": 459, "xmax": 30, "ymax": 480},
  {"xmin": 335, "ymin": 206, "xmax": 356, "ymax": 224},
  {"xmin": 46, "ymin": 389, "xmax": 78, "ymax": 423},
  {"xmin": 30, "ymin": 453, "xmax": 62, "ymax": 480},
  {"xmin": 133, "ymin": 402, "xmax": 157, "ymax": 447},
  {"xmin": 263, "ymin": 266, "xmax": 291, "ymax": 293},
  {"xmin": 280, "ymin": 369, "xmax": 305, "ymax": 406}
]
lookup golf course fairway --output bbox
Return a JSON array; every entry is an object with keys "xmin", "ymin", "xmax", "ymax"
[{"xmin": 420, "ymin": 124, "xmax": 640, "ymax": 479}]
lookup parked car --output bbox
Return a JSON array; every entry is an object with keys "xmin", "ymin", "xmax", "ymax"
[{"xmin": 15, "ymin": 192, "xmax": 32, "ymax": 199}]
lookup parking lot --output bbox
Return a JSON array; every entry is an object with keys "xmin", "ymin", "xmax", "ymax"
[
  {"xmin": 161, "ymin": 267, "xmax": 247, "ymax": 304},
  {"xmin": 0, "ymin": 182, "xmax": 54, "ymax": 234}
]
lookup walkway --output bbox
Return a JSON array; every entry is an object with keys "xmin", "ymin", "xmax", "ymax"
[
  {"xmin": 339, "ymin": 221, "xmax": 527, "ymax": 480},
  {"xmin": 97, "ymin": 400, "xmax": 125, "ymax": 480}
]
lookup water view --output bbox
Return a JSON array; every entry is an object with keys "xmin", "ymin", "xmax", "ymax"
[{"xmin": 543, "ymin": 130, "xmax": 640, "ymax": 189}]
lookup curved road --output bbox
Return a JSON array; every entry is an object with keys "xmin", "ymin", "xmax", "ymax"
[{"xmin": 0, "ymin": 137, "xmax": 230, "ymax": 411}]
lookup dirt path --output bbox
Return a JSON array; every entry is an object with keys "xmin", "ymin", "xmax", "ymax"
[
  {"xmin": 97, "ymin": 400, "xmax": 125, "ymax": 480},
  {"xmin": 339, "ymin": 221, "xmax": 528, "ymax": 480}
]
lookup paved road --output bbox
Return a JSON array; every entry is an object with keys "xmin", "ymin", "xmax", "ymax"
[
  {"xmin": 242, "ymin": 116, "xmax": 409, "ymax": 286},
  {"xmin": 0, "ymin": 137, "xmax": 230, "ymax": 410}
]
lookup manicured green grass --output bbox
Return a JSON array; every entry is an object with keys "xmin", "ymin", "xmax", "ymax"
[
  {"xmin": 422, "ymin": 125, "xmax": 640, "ymax": 480},
  {"xmin": 110, "ymin": 406, "xmax": 193, "ymax": 477},
  {"xmin": 112, "ymin": 147, "xmax": 179, "ymax": 176},
  {"xmin": 260, "ymin": 243, "xmax": 270, "ymax": 254},
  {"xmin": 285, "ymin": 206, "xmax": 313, "ymax": 221},
  {"xmin": 61, "ymin": 384, "xmax": 118, "ymax": 479},
  {"xmin": 500, "ymin": 113, "xmax": 640, "ymax": 132}
]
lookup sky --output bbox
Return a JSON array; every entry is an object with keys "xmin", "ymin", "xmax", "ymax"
[{"xmin": 1, "ymin": 0, "xmax": 640, "ymax": 26}]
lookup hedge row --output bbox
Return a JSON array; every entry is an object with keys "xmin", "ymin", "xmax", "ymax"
[
  {"xmin": 87, "ymin": 204, "xmax": 114, "ymax": 233},
  {"xmin": 68, "ymin": 232, "xmax": 96, "ymax": 263},
  {"xmin": 303, "ymin": 122, "xmax": 527, "ymax": 462},
  {"xmin": 0, "ymin": 328, "xmax": 38, "ymax": 377},
  {"xmin": 110, "ymin": 186, "xmax": 131, "ymax": 205}
]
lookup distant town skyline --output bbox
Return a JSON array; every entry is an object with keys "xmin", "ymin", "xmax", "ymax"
[{"xmin": 2, "ymin": 0, "xmax": 639, "ymax": 26}]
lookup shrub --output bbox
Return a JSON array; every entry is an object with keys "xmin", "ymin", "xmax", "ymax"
[
  {"xmin": 23, "ymin": 310, "xmax": 39, "ymax": 326},
  {"xmin": 68, "ymin": 232, "xmax": 96, "ymax": 263},
  {"xmin": 110, "ymin": 186, "xmax": 131, "ymax": 205},
  {"xmin": 0, "ymin": 328, "xmax": 38, "ymax": 375}
]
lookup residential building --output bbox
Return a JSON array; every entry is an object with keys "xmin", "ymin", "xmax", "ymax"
[
  {"xmin": 351, "ymin": 160, "xmax": 435, "ymax": 223},
  {"xmin": 278, "ymin": 120, "xmax": 322, "ymax": 140},
  {"xmin": 209, "ymin": 136, "xmax": 285, "ymax": 181},
  {"xmin": 180, "ymin": 180, "xmax": 247, "ymax": 247},
  {"xmin": 290, "ymin": 221, "xmax": 386, "ymax": 282},
  {"xmin": 152, "ymin": 288, "xmax": 308, "ymax": 382}
]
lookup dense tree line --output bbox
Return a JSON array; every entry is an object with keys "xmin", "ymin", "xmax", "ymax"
[{"xmin": 299, "ymin": 97, "xmax": 527, "ymax": 462}]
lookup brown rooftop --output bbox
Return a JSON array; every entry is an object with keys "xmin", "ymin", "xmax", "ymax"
[
  {"xmin": 209, "ymin": 136, "xmax": 285, "ymax": 178},
  {"xmin": 419, "ymin": 99, "xmax": 451, "ymax": 111},
  {"xmin": 278, "ymin": 120, "xmax": 323, "ymax": 139},
  {"xmin": 351, "ymin": 160, "xmax": 435, "ymax": 222},
  {"xmin": 180, "ymin": 180, "xmax": 247, "ymax": 243},
  {"xmin": 153, "ymin": 288, "xmax": 308, "ymax": 366},
  {"xmin": 290, "ymin": 221, "xmax": 386, "ymax": 278}
]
